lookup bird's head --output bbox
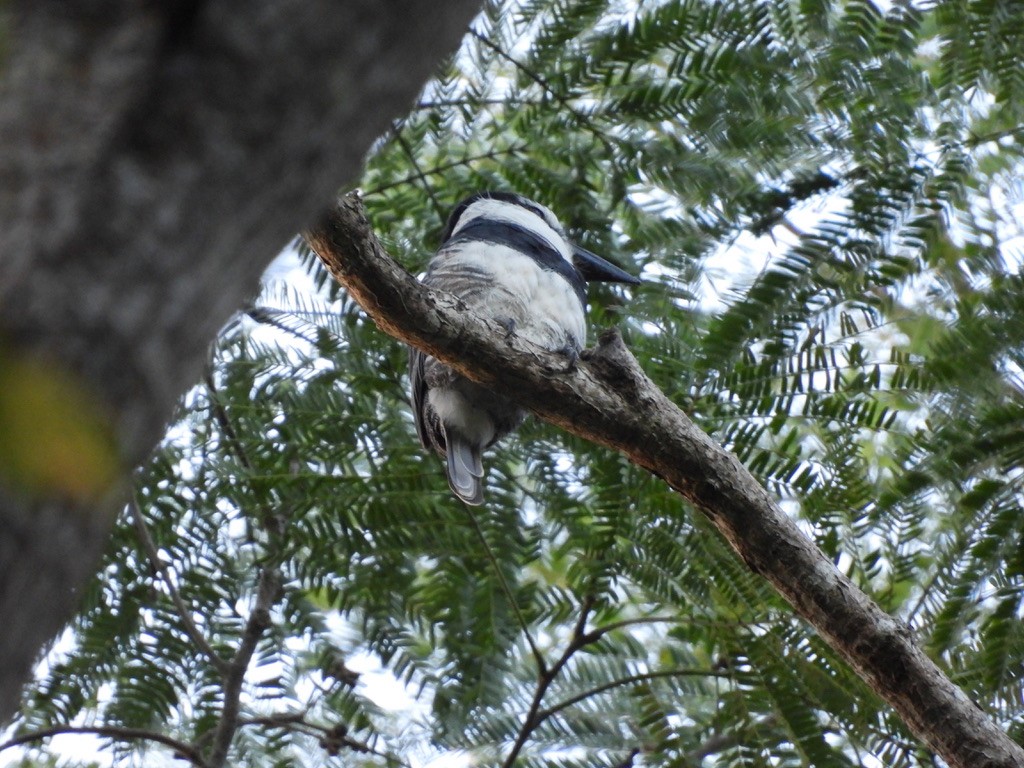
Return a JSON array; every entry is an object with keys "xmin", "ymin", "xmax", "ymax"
[{"xmin": 442, "ymin": 191, "xmax": 640, "ymax": 286}]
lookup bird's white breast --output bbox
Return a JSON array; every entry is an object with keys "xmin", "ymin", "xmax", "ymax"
[{"xmin": 435, "ymin": 241, "xmax": 587, "ymax": 350}]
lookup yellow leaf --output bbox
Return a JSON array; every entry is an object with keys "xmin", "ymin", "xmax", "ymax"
[{"xmin": 0, "ymin": 349, "xmax": 121, "ymax": 503}]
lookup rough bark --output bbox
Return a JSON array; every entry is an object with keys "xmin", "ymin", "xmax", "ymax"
[
  {"xmin": 0, "ymin": 0, "xmax": 480, "ymax": 722},
  {"xmin": 303, "ymin": 193, "xmax": 1024, "ymax": 768}
]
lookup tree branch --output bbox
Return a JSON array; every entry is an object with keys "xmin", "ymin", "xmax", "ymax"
[
  {"xmin": 0, "ymin": 724, "xmax": 208, "ymax": 768},
  {"xmin": 206, "ymin": 566, "xmax": 281, "ymax": 768},
  {"xmin": 203, "ymin": 375, "xmax": 284, "ymax": 768},
  {"xmin": 302, "ymin": 192, "xmax": 1024, "ymax": 768},
  {"xmin": 499, "ymin": 594, "xmax": 598, "ymax": 768}
]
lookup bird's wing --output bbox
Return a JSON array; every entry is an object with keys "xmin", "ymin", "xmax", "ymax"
[{"xmin": 408, "ymin": 345, "xmax": 431, "ymax": 450}]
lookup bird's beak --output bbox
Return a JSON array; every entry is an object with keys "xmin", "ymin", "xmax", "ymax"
[{"xmin": 572, "ymin": 244, "xmax": 641, "ymax": 285}]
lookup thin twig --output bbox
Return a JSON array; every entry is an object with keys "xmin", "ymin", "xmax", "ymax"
[
  {"xmin": 684, "ymin": 715, "xmax": 779, "ymax": 763},
  {"xmin": 129, "ymin": 492, "xmax": 229, "ymax": 675},
  {"xmin": 414, "ymin": 97, "xmax": 530, "ymax": 109},
  {"xmin": 462, "ymin": 506, "xmax": 548, "ymax": 674},
  {"xmin": 206, "ymin": 567, "xmax": 281, "ymax": 768},
  {"xmin": 202, "ymin": 373, "xmax": 285, "ymax": 768},
  {"xmin": 471, "ymin": 31, "xmax": 577, "ymax": 114},
  {"xmin": 584, "ymin": 614, "xmax": 694, "ymax": 638},
  {"xmin": 583, "ymin": 614, "xmax": 753, "ymax": 643},
  {"xmin": 611, "ymin": 747, "xmax": 641, "ymax": 768},
  {"xmin": 0, "ymin": 725, "xmax": 208, "ymax": 768},
  {"xmin": 204, "ymin": 371, "xmax": 284, "ymax": 538},
  {"xmin": 235, "ymin": 715, "xmax": 413, "ymax": 767},
  {"xmin": 470, "ymin": 30, "xmax": 619, "ymax": 159},
  {"xmin": 535, "ymin": 667, "xmax": 727, "ymax": 724},
  {"xmin": 500, "ymin": 593, "xmax": 598, "ymax": 768},
  {"xmin": 237, "ymin": 712, "xmax": 307, "ymax": 729},
  {"xmin": 363, "ymin": 146, "xmax": 526, "ymax": 195},
  {"xmin": 965, "ymin": 124, "xmax": 1024, "ymax": 148},
  {"xmin": 394, "ymin": 128, "xmax": 446, "ymax": 223}
]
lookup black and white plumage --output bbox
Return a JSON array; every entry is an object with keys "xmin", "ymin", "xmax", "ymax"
[{"xmin": 409, "ymin": 191, "xmax": 640, "ymax": 505}]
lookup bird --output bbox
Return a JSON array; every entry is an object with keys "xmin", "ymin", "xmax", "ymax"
[{"xmin": 408, "ymin": 191, "xmax": 640, "ymax": 505}]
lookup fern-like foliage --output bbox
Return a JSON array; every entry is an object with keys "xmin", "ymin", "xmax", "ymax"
[{"xmin": 8, "ymin": 0, "xmax": 1024, "ymax": 766}]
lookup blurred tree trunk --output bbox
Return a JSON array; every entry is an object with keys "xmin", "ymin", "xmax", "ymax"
[{"xmin": 0, "ymin": 0, "xmax": 480, "ymax": 722}]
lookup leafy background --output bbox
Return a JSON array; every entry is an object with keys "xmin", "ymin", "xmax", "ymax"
[{"xmin": 5, "ymin": 0, "xmax": 1024, "ymax": 765}]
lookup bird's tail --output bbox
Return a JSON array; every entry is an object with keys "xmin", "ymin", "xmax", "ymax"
[{"xmin": 445, "ymin": 432, "xmax": 485, "ymax": 506}]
